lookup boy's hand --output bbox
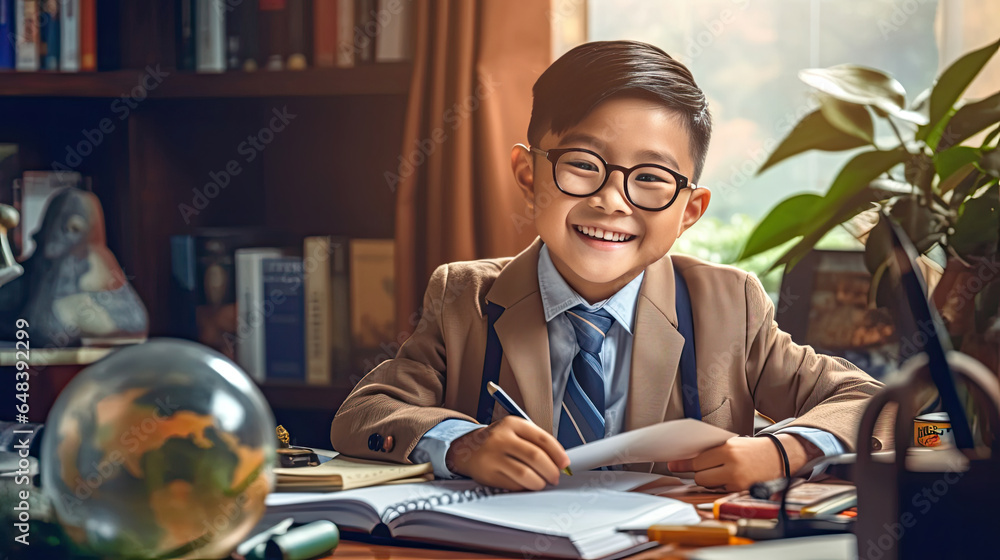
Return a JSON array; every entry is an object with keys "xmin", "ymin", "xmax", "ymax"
[
  {"xmin": 445, "ymin": 416, "xmax": 570, "ymax": 491},
  {"xmin": 666, "ymin": 434, "xmax": 818, "ymax": 491}
]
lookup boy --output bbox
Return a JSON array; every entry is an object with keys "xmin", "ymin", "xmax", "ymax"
[{"xmin": 330, "ymin": 40, "xmax": 883, "ymax": 492}]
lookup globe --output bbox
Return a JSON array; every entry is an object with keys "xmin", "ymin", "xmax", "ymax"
[{"xmin": 40, "ymin": 338, "xmax": 277, "ymax": 559}]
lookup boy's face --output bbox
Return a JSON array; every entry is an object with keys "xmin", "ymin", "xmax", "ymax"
[{"xmin": 511, "ymin": 96, "xmax": 710, "ymax": 303}]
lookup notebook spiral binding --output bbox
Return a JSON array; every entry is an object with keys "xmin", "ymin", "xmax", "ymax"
[{"xmin": 379, "ymin": 486, "xmax": 510, "ymax": 523}]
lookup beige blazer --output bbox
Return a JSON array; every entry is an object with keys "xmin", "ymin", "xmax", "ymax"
[{"xmin": 330, "ymin": 239, "xmax": 884, "ymax": 473}]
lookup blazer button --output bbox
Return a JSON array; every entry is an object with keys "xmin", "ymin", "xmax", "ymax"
[
  {"xmin": 368, "ymin": 433, "xmax": 384, "ymax": 451},
  {"xmin": 382, "ymin": 435, "xmax": 394, "ymax": 453}
]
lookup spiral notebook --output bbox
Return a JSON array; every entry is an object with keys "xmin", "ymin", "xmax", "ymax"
[{"xmin": 264, "ymin": 471, "xmax": 700, "ymax": 559}]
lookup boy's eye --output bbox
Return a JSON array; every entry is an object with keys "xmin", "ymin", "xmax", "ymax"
[
  {"xmin": 567, "ymin": 160, "xmax": 599, "ymax": 172},
  {"xmin": 634, "ymin": 172, "xmax": 672, "ymax": 184}
]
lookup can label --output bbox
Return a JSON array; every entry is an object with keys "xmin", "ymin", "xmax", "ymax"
[{"xmin": 913, "ymin": 413, "xmax": 953, "ymax": 448}]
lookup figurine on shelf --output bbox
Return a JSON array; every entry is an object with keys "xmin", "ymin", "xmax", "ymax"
[
  {"xmin": 0, "ymin": 187, "xmax": 148, "ymax": 346},
  {"xmin": 0, "ymin": 204, "xmax": 24, "ymax": 288}
]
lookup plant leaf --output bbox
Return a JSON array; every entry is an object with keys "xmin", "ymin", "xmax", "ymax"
[
  {"xmin": 905, "ymin": 153, "xmax": 935, "ymax": 197},
  {"xmin": 772, "ymin": 197, "xmax": 872, "ymax": 272},
  {"xmin": 757, "ymin": 109, "xmax": 871, "ymax": 174},
  {"xmin": 890, "ymin": 196, "xmax": 947, "ymax": 253},
  {"xmin": 950, "ymin": 182, "xmax": 999, "ymax": 257},
  {"xmin": 937, "ymin": 91, "xmax": 1000, "ymax": 151},
  {"xmin": 771, "ymin": 185, "xmax": 890, "ymax": 272},
  {"xmin": 825, "ymin": 148, "xmax": 910, "ymax": 205},
  {"xmin": 799, "ymin": 65, "xmax": 906, "ymax": 115},
  {"xmin": 928, "ymin": 37, "xmax": 1000, "ymax": 137},
  {"xmin": 894, "ymin": 87, "xmax": 932, "ymax": 125},
  {"xmin": 818, "ymin": 94, "xmax": 875, "ymax": 143},
  {"xmin": 749, "ymin": 149, "xmax": 908, "ymax": 268},
  {"xmin": 934, "ymin": 146, "xmax": 981, "ymax": 180},
  {"xmin": 864, "ymin": 217, "xmax": 893, "ymax": 276},
  {"xmin": 739, "ymin": 194, "xmax": 823, "ymax": 260},
  {"xmin": 938, "ymin": 162, "xmax": 978, "ymax": 196},
  {"xmin": 984, "ymin": 124, "xmax": 1000, "ymax": 149},
  {"xmin": 982, "ymin": 148, "xmax": 1000, "ymax": 179}
]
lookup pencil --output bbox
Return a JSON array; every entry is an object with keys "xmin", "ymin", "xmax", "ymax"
[{"xmin": 487, "ymin": 381, "xmax": 573, "ymax": 476}]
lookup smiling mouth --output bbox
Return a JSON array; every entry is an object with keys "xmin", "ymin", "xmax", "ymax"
[{"xmin": 574, "ymin": 225, "xmax": 636, "ymax": 242}]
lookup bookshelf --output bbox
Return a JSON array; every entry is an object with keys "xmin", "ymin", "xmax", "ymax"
[
  {"xmin": 0, "ymin": 64, "xmax": 412, "ymax": 98},
  {"xmin": 0, "ymin": 3, "xmax": 410, "ymax": 446}
]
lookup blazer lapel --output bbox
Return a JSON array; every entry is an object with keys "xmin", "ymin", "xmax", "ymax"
[
  {"xmin": 484, "ymin": 238, "xmax": 554, "ymax": 434},
  {"xmin": 625, "ymin": 255, "xmax": 685, "ymax": 436}
]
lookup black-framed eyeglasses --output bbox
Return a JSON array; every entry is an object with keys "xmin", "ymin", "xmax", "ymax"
[{"xmin": 529, "ymin": 146, "xmax": 696, "ymax": 212}]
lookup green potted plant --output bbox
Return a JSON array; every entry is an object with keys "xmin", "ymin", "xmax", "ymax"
[{"xmin": 739, "ymin": 37, "xmax": 1000, "ymax": 371}]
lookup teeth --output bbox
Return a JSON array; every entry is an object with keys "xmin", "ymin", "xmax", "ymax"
[{"xmin": 576, "ymin": 226, "xmax": 634, "ymax": 242}]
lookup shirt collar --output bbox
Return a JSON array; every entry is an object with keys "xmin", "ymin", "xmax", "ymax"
[{"xmin": 537, "ymin": 244, "xmax": 643, "ymax": 334}]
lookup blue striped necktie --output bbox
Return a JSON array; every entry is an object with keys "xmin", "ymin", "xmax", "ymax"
[{"xmin": 558, "ymin": 305, "xmax": 614, "ymax": 449}]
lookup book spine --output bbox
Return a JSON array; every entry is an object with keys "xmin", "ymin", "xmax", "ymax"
[
  {"xmin": 38, "ymin": 0, "xmax": 56, "ymax": 70},
  {"xmin": 349, "ymin": 238, "xmax": 395, "ymax": 371},
  {"xmin": 329, "ymin": 236, "xmax": 351, "ymax": 377},
  {"xmin": 224, "ymin": 0, "xmax": 240, "ymax": 70},
  {"xmin": 176, "ymin": 0, "xmax": 196, "ymax": 70},
  {"xmin": 77, "ymin": 0, "xmax": 92, "ymax": 70},
  {"xmin": 716, "ymin": 500, "xmax": 792, "ymax": 521},
  {"xmin": 196, "ymin": 0, "xmax": 225, "ymax": 72},
  {"xmin": 58, "ymin": 0, "xmax": 77, "ymax": 71},
  {"xmin": 15, "ymin": 0, "xmax": 39, "ymax": 71},
  {"xmin": 258, "ymin": 0, "xmax": 287, "ymax": 70},
  {"xmin": 235, "ymin": 248, "xmax": 281, "ymax": 381},
  {"xmin": 353, "ymin": 0, "xmax": 374, "ymax": 64},
  {"xmin": 312, "ymin": 0, "xmax": 335, "ymax": 67},
  {"xmin": 169, "ymin": 235, "xmax": 199, "ymax": 340},
  {"xmin": 303, "ymin": 236, "xmax": 333, "ymax": 385},
  {"xmin": 0, "ymin": 0, "xmax": 16, "ymax": 68},
  {"xmin": 237, "ymin": 0, "xmax": 258, "ymax": 71},
  {"xmin": 286, "ymin": 0, "xmax": 305, "ymax": 69},
  {"xmin": 334, "ymin": 0, "xmax": 352, "ymax": 66},
  {"xmin": 263, "ymin": 256, "xmax": 306, "ymax": 380},
  {"xmin": 373, "ymin": 0, "xmax": 411, "ymax": 62}
]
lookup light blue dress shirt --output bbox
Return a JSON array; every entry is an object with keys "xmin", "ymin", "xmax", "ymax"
[{"xmin": 410, "ymin": 245, "xmax": 844, "ymax": 479}]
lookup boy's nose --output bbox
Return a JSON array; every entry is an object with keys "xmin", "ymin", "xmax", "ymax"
[{"xmin": 590, "ymin": 170, "xmax": 632, "ymax": 215}]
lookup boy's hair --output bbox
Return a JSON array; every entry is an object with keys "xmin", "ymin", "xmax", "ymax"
[{"xmin": 528, "ymin": 40, "xmax": 712, "ymax": 183}]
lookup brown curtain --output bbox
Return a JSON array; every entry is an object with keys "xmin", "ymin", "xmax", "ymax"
[{"xmin": 395, "ymin": 0, "xmax": 552, "ymax": 333}]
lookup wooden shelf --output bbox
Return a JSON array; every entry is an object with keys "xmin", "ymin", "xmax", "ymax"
[
  {"xmin": 0, "ymin": 346, "xmax": 115, "ymax": 367},
  {"xmin": 0, "ymin": 63, "xmax": 412, "ymax": 98},
  {"xmin": 258, "ymin": 381, "xmax": 353, "ymax": 411}
]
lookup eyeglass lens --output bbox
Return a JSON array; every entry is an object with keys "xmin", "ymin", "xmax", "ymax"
[{"xmin": 553, "ymin": 150, "xmax": 679, "ymax": 210}]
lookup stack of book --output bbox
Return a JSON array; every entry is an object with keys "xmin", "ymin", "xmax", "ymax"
[
  {"xmin": 0, "ymin": 0, "xmax": 98, "ymax": 72},
  {"xmin": 179, "ymin": 0, "xmax": 415, "ymax": 73},
  {"xmin": 169, "ymin": 230, "xmax": 395, "ymax": 386}
]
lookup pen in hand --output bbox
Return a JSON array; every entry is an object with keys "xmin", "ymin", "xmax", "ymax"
[{"xmin": 487, "ymin": 381, "xmax": 573, "ymax": 476}]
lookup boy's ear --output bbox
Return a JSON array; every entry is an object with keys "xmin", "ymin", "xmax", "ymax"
[
  {"xmin": 510, "ymin": 144, "xmax": 536, "ymax": 206},
  {"xmin": 678, "ymin": 186, "xmax": 711, "ymax": 236}
]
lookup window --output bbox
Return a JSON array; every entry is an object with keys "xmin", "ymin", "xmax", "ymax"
[{"xmin": 564, "ymin": 0, "xmax": 998, "ymax": 293}]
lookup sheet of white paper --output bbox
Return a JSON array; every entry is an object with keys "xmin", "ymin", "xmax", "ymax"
[{"xmin": 566, "ymin": 419, "xmax": 737, "ymax": 472}]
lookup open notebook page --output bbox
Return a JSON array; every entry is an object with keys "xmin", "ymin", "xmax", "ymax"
[
  {"xmin": 390, "ymin": 487, "xmax": 699, "ymax": 559},
  {"xmin": 264, "ymin": 471, "xmax": 689, "ymax": 531}
]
